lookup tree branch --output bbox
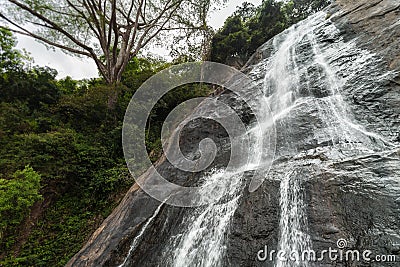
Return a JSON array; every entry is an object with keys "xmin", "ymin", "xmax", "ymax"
[
  {"xmin": 7, "ymin": 0, "xmax": 95, "ymax": 55},
  {"xmin": 66, "ymin": 0, "xmax": 101, "ymax": 40},
  {"xmin": 0, "ymin": 14, "xmax": 92, "ymax": 57}
]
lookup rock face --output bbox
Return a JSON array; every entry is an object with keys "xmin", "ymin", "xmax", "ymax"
[{"xmin": 67, "ymin": 1, "xmax": 400, "ymax": 266}]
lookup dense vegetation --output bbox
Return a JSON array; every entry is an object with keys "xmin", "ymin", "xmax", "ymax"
[
  {"xmin": 210, "ymin": 0, "xmax": 330, "ymax": 65},
  {"xmin": 0, "ymin": 28, "xmax": 211, "ymax": 266},
  {"xmin": 0, "ymin": 0, "xmax": 329, "ymax": 265}
]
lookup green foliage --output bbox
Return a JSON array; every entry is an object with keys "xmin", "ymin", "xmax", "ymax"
[
  {"xmin": 0, "ymin": 30, "xmax": 214, "ymax": 265},
  {"xmin": 282, "ymin": 0, "xmax": 331, "ymax": 24},
  {"xmin": 210, "ymin": 0, "xmax": 331, "ymax": 65},
  {"xmin": 0, "ymin": 166, "xmax": 42, "ymax": 249},
  {"xmin": 0, "ymin": 66, "xmax": 60, "ymax": 110},
  {"xmin": 1, "ymin": 195, "xmax": 103, "ymax": 267},
  {"xmin": 56, "ymin": 76, "xmax": 92, "ymax": 95},
  {"xmin": 233, "ymin": 2, "xmax": 257, "ymax": 21},
  {"xmin": 121, "ymin": 57, "xmax": 169, "ymax": 91},
  {"xmin": 210, "ymin": 0, "xmax": 288, "ymax": 64},
  {"xmin": 0, "ymin": 129, "xmax": 115, "ymax": 190},
  {"xmin": 0, "ymin": 27, "xmax": 30, "ymax": 72},
  {"xmin": 211, "ymin": 16, "xmax": 251, "ymax": 63},
  {"xmin": 89, "ymin": 167, "xmax": 131, "ymax": 197}
]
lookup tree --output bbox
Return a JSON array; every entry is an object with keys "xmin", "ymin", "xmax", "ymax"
[
  {"xmin": 210, "ymin": 0, "xmax": 331, "ymax": 66},
  {"xmin": 286, "ymin": 0, "xmax": 331, "ymax": 24},
  {"xmin": 233, "ymin": 2, "xmax": 256, "ymax": 22},
  {"xmin": 210, "ymin": 0, "xmax": 287, "ymax": 65},
  {"xmin": 0, "ymin": 0, "xmax": 219, "ymax": 84},
  {"xmin": 0, "ymin": 27, "xmax": 30, "ymax": 71},
  {"xmin": 250, "ymin": 0, "xmax": 287, "ymax": 50},
  {"xmin": 210, "ymin": 15, "xmax": 249, "ymax": 64}
]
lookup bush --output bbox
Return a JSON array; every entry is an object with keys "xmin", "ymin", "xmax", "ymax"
[{"xmin": 0, "ymin": 166, "xmax": 42, "ymax": 249}]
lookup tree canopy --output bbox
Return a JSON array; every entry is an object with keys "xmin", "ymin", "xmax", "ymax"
[
  {"xmin": 0, "ymin": 0, "xmax": 220, "ymax": 84},
  {"xmin": 210, "ymin": 0, "xmax": 331, "ymax": 66},
  {"xmin": 0, "ymin": 27, "xmax": 30, "ymax": 71}
]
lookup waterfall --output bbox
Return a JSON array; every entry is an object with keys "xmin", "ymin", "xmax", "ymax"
[
  {"xmin": 119, "ymin": 202, "xmax": 165, "ymax": 267},
  {"xmin": 119, "ymin": 10, "xmax": 398, "ymax": 267},
  {"xmin": 166, "ymin": 170, "xmax": 243, "ymax": 267},
  {"xmin": 262, "ymin": 16, "xmax": 320, "ymax": 267},
  {"xmin": 160, "ymin": 124, "xmax": 268, "ymax": 267},
  {"xmin": 276, "ymin": 171, "xmax": 312, "ymax": 267},
  {"xmin": 258, "ymin": 11, "xmax": 395, "ymax": 267}
]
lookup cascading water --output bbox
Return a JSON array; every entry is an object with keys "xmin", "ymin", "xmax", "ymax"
[
  {"xmin": 163, "ymin": 170, "xmax": 243, "ymax": 267},
  {"xmin": 160, "ymin": 102, "xmax": 271, "ymax": 266},
  {"xmin": 119, "ymin": 203, "xmax": 165, "ymax": 267},
  {"xmin": 276, "ymin": 171, "xmax": 312, "ymax": 267},
  {"xmin": 115, "ymin": 9, "xmax": 399, "ymax": 267},
  {"xmin": 257, "ymin": 11, "xmax": 397, "ymax": 267}
]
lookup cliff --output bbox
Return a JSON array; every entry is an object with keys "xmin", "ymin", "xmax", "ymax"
[{"xmin": 67, "ymin": 1, "xmax": 400, "ymax": 266}]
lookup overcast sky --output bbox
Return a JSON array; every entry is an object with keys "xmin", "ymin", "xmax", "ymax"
[{"xmin": 15, "ymin": 0, "xmax": 262, "ymax": 80}]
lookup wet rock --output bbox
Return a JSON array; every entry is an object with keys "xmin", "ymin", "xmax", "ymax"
[{"xmin": 67, "ymin": 1, "xmax": 400, "ymax": 266}]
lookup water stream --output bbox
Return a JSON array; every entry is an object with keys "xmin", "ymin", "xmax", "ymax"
[
  {"xmin": 120, "ymin": 11, "xmax": 398, "ymax": 267},
  {"xmin": 261, "ymin": 12, "xmax": 395, "ymax": 267},
  {"xmin": 119, "ymin": 202, "xmax": 165, "ymax": 267}
]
